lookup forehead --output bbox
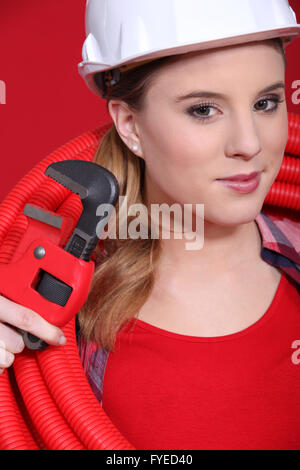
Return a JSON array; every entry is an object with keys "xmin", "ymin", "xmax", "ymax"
[{"xmin": 145, "ymin": 41, "xmax": 285, "ymax": 100}]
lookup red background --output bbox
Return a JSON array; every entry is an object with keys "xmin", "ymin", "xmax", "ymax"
[{"xmin": 1, "ymin": 0, "xmax": 300, "ymax": 202}]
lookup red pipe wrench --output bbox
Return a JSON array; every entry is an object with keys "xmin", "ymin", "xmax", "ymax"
[{"xmin": 0, "ymin": 160, "xmax": 119, "ymax": 349}]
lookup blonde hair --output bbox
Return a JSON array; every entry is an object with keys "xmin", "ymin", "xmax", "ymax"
[
  {"xmin": 77, "ymin": 38, "xmax": 286, "ymax": 351},
  {"xmin": 77, "ymin": 123, "xmax": 162, "ymax": 351}
]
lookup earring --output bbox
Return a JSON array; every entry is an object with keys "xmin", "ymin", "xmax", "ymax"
[{"xmin": 132, "ymin": 143, "xmax": 139, "ymax": 152}]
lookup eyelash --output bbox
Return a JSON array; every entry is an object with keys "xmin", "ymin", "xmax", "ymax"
[{"xmin": 187, "ymin": 95, "xmax": 285, "ymax": 123}]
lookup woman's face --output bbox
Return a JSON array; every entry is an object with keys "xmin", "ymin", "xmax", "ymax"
[{"xmin": 132, "ymin": 41, "xmax": 288, "ymax": 227}]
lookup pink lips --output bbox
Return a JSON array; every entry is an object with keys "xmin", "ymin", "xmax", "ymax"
[
  {"xmin": 216, "ymin": 171, "xmax": 261, "ymax": 194},
  {"xmin": 218, "ymin": 171, "xmax": 260, "ymax": 182}
]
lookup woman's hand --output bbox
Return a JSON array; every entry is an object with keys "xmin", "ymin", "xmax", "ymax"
[{"xmin": 0, "ymin": 294, "xmax": 66, "ymax": 374}]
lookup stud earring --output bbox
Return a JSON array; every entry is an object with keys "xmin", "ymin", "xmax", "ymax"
[{"xmin": 132, "ymin": 143, "xmax": 139, "ymax": 152}]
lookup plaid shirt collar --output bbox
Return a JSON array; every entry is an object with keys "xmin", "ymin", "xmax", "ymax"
[{"xmin": 255, "ymin": 210, "xmax": 300, "ymax": 288}]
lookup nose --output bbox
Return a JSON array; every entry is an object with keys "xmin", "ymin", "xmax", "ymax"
[{"xmin": 224, "ymin": 112, "xmax": 262, "ymax": 161}]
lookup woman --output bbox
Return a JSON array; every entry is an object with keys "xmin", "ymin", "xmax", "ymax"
[{"xmin": 1, "ymin": 0, "xmax": 300, "ymax": 450}]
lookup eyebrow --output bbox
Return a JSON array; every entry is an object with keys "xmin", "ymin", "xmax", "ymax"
[{"xmin": 174, "ymin": 81, "xmax": 285, "ymax": 102}]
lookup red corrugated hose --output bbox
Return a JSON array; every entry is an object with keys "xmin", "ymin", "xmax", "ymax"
[{"xmin": 0, "ymin": 115, "xmax": 299, "ymax": 450}]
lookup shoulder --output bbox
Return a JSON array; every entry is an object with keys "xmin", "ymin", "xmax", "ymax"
[
  {"xmin": 256, "ymin": 207, "xmax": 300, "ymax": 262},
  {"xmin": 255, "ymin": 207, "xmax": 300, "ymax": 291}
]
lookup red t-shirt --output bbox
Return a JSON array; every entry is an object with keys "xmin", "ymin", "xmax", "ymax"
[{"xmin": 102, "ymin": 272, "xmax": 300, "ymax": 450}]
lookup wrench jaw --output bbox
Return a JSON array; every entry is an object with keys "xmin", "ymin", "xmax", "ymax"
[
  {"xmin": 46, "ymin": 159, "xmax": 119, "ymax": 261},
  {"xmin": 45, "ymin": 166, "xmax": 88, "ymax": 200}
]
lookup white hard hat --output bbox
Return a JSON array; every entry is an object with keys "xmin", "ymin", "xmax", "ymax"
[{"xmin": 78, "ymin": 0, "xmax": 300, "ymax": 98}]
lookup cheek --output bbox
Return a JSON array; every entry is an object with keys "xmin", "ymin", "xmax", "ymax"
[
  {"xmin": 140, "ymin": 111, "xmax": 220, "ymax": 171},
  {"xmin": 262, "ymin": 111, "xmax": 289, "ymax": 171},
  {"xmin": 139, "ymin": 112, "xmax": 227, "ymax": 204}
]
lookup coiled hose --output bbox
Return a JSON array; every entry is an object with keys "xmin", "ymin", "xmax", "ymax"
[{"xmin": 0, "ymin": 115, "xmax": 299, "ymax": 450}]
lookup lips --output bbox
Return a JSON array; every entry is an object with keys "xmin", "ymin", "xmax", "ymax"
[
  {"xmin": 217, "ymin": 171, "xmax": 260, "ymax": 182},
  {"xmin": 216, "ymin": 171, "xmax": 261, "ymax": 194}
]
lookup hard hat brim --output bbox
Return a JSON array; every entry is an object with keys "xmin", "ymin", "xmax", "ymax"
[{"xmin": 78, "ymin": 25, "xmax": 300, "ymax": 98}]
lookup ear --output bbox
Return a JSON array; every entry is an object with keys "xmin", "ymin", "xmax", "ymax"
[{"xmin": 108, "ymin": 100, "xmax": 143, "ymax": 158}]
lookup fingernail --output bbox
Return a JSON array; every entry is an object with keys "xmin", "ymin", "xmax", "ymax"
[{"xmin": 59, "ymin": 335, "xmax": 66, "ymax": 345}]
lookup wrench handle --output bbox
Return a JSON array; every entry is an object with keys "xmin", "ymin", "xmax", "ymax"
[
  {"xmin": 20, "ymin": 330, "xmax": 49, "ymax": 351},
  {"xmin": 20, "ymin": 271, "xmax": 73, "ymax": 350}
]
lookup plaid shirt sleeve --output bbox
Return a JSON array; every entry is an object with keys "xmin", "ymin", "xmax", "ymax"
[
  {"xmin": 77, "ymin": 334, "xmax": 109, "ymax": 406},
  {"xmin": 255, "ymin": 210, "xmax": 300, "ymax": 290}
]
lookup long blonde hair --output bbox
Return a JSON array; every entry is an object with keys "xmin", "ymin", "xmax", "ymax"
[{"xmin": 77, "ymin": 38, "xmax": 286, "ymax": 351}]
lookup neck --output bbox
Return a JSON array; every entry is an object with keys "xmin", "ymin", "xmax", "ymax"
[{"xmin": 154, "ymin": 217, "xmax": 263, "ymax": 280}]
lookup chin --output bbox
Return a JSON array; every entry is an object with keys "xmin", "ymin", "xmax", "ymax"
[{"xmin": 206, "ymin": 200, "xmax": 265, "ymax": 226}]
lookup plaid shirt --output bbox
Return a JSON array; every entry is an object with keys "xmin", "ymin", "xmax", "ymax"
[{"xmin": 78, "ymin": 209, "xmax": 300, "ymax": 406}]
